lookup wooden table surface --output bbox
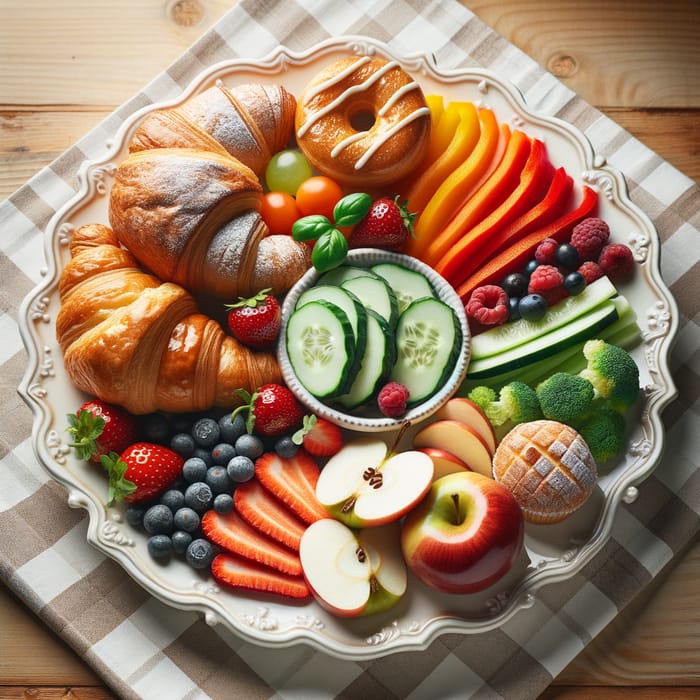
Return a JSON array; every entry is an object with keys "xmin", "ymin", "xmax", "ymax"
[{"xmin": 1, "ymin": 1, "xmax": 698, "ymax": 698}]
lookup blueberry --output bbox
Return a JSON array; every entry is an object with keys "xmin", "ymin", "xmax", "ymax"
[
  {"xmin": 556, "ymin": 243, "xmax": 580, "ymax": 270},
  {"xmin": 234, "ymin": 433, "xmax": 264, "ymax": 460},
  {"xmin": 191, "ymin": 417, "xmax": 221, "ymax": 448},
  {"xmin": 524, "ymin": 259, "xmax": 539, "ymax": 277},
  {"xmin": 141, "ymin": 413, "xmax": 171, "ymax": 443},
  {"xmin": 227, "ymin": 455, "xmax": 256, "ymax": 484},
  {"xmin": 206, "ymin": 465, "xmax": 233, "ymax": 495},
  {"xmin": 170, "ymin": 432, "xmax": 196, "ymax": 457},
  {"xmin": 125, "ymin": 504, "xmax": 148, "ymax": 528},
  {"xmin": 274, "ymin": 435, "xmax": 298, "ymax": 459},
  {"xmin": 173, "ymin": 506, "xmax": 201, "ymax": 533},
  {"xmin": 147, "ymin": 534, "xmax": 173, "ymax": 559},
  {"xmin": 508, "ymin": 296, "xmax": 521, "ymax": 322},
  {"xmin": 171, "ymin": 530, "xmax": 193, "ymax": 555},
  {"xmin": 184, "ymin": 481, "xmax": 214, "ymax": 513},
  {"xmin": 192, "ymin": 447, "xmax": 214, "ymax": 467},
  {"xmin": 185, "ymin": 538, "xmax": 215, "ymax": 570},
  {"xmin": 159, "ymin": 489, "xmax": 185, "ymax": 512},
  {"xmin": 211, "ymin": 442, "xmax": 236, "ymax": 466},
  {"xmin": 501, "ymin": 272, "xmax": 528, "ymax": 298},
  {"xmin": 518, "ymin": 293, "xmax": 547, "ymax": 321},
  {"xmin": 213, "ymin": 493, "xmax": 234, "ymax": 514},
  {"xmin": 219, "ymin": 412, "xmax": 246, "ymax": 444},
  {"xmin": 182, "ymin": 457, "xmax": 209, "ymax": 483},
  {"xmin": 564, "ymin": 271, "xmax": 586, "ymax": 295},
  {"xmin": 143, "ymin": 504, "xmax": 174, "ymax": 535}
]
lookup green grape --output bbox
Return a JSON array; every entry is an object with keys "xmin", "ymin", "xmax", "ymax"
[{"xmin": 265, "ymin": 149, "xmax": 313, "ymax": 194}]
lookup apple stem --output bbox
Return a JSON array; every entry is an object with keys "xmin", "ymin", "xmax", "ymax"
[
  {"xmin": 388, "ymin": 421, "xmax": 411, "ymax": 456},
  {"xmin": 451, "ymin": 493, "xmax": 464, "ymax": 526},
  {"xmin": 369, "ymin": 575, "xmax": 379, "ymax": 593}
]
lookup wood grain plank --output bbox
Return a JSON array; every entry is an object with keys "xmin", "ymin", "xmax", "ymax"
[{"xmin": 470, "ymin": 0, "xmax": 700, "ymax": 109}]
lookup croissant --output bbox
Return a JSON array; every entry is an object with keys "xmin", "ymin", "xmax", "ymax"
[
  {"xmin": 56, "ymin": 223, "xmax": 281, "ymax": 415},
  {"xmin": 129, "ymin": 83, "xmax": 297, "ymax": 177},
  {"xmin": 108, "ymin": 83, "xmax": 311, "ymax": 300}
]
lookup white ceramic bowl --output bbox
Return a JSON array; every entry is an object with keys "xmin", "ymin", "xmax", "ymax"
[{"xmin": 277, "ymin": 247, "xmax": 471, "ymax": 432}]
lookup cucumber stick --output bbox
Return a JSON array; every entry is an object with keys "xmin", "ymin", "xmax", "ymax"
[
  {"xmin": 285, "ymin": 301, "xmax": 356, "ymax": 398},
  {"xmin": 466, "ymin": 297, "xmax": 622, "ymax": 380},
  {"xmin": 471, "ymin": 276, "xmax": 618, "ymax": 360},
  {"xmin": 391, "ymin": 297, "xmax": 462, "ymax": 405}
]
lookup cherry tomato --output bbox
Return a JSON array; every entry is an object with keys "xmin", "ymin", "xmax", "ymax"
[
  {"xmin": 295, "ymin": 176, "xmax": 344, "ymax": 219},
  {"xmin": 260, "ymin": 191, "xmax": 301, "ymax": 235}
]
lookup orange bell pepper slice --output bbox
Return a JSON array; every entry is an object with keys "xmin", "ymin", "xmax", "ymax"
[
  {"xmin": 407, "ymin": 108, "xmax": 504, "ymax": 260},
  {"xmin": 404, "ymin": 101, "xmax": 481, "ymax": 216},
  {"xmin": 434, "ymin": 138, "xmax": 554, "ymax": 287},
  {"xmin": 456, "ymin": 185, "xmax": 599, "ymax": 303},
  {"xmin": 423, "ymin": 130, "xmax": 533, "ymax": 267}
]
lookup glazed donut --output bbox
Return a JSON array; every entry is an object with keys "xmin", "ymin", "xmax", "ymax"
[{"xmin": 295, "ymin": 56, "xmax": 432, "ymax": 188}]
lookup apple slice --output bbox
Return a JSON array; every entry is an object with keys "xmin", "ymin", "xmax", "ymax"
[
  {"xmin": 434, "ymin": 397, "xmax": 497, "ymax": 455},
  {"xmin": 413, "ymin": 420, "xmax": 493, "ymax": 478},
  {"xmin": 315, "ymin": 430, "xmax": 434, "ymax": 528},
  {"xmin": 300, "ymin": 518, "xmax": 407, "ymax": 617},
  {"xmin": 416, "ymin": 447, "xmax": 470, "ymax": 481}
]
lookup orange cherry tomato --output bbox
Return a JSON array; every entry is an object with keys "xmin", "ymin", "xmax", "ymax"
[
  {"xmin": 261, "ymin": 191, "xmax": 301, "ymax": 235},
  {"xmin": 295, "ymin": 176, "xmax": 344, "ymax": 219}
]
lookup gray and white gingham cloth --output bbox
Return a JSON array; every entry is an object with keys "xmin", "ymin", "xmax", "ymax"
[{"xmin": 1, "ymin": 1, "xmax": 698, "ymax": 697}]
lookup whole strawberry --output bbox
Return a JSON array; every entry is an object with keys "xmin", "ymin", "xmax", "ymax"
[
  {"xmin": 67, "ymin": 400, "xmax": 138, "ymax": 463},
  {"xmin": 348, "ymin": 196, "xmax": 415, "ymax": 251},
  {"xmin": 225, "ymin": 288, "xmax": 281, "ymax": 349},
  {"xmin": 233, "ymin": 383, "xmax": 305, "ymax": 437},
  {"xmin": 101, "ymin": 442, "xmax": 184, "ymax": 505}
]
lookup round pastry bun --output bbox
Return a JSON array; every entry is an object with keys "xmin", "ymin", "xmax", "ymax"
[{"xmin": 492, "ymin": 420, "xmax": 597, "ymax": 524}]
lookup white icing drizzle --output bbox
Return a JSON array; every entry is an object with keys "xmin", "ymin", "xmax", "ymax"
[
  {"xmin": 297, "ymin": 58, "xmax": 401, "ymax": 138},
  {"xmin": 303, "ymin": 56, "xmax": 372, "ymax": 102},
  {"xmin": 378, "ymin": 81, "xmax": 421, "ymax": 116},
  {"xmin": 331, "ymin": 131, "xmax": 366, "ymax": 158},
  {"xmin": 354, "ymin": 107, "xmax": 431, "ymax": 169}
]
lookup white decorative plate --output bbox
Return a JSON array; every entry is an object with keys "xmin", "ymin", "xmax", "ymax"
[{"xmin": 18, "ymin": 37, "xmax": 678, "ymax": 659}]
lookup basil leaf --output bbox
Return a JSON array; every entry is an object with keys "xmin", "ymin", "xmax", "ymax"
[
  {"xmin": 333, "ymin": 192, "xmax": 373, "ymax": 227},
  {"xmin": 292, "ymin": 214, "xmax": 333, "ymax": 242},
  {"xmin": 311, "ymin": 229, "xmax": 348, "ymax": 272}
]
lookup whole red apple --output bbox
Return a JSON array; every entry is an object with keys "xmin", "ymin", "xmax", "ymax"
[{"xmin": 400, "ymin": 471, "xmax": 524, "ymax": 594}]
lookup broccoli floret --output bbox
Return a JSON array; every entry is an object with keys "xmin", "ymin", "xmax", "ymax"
[
  {"xmin": 468, "ymin": 381, "xmax": 541, "ymax": 427},
  {"xmin": 536, "ymin": 372, "xmax": 595, "ymax": 424},
  {"xmin": 577, "ymin": 403, "xmax": 627, "ymax": 463},
  {"xmin": 579, "ymin": 339, "xmax": 640, "ymax": 413}
]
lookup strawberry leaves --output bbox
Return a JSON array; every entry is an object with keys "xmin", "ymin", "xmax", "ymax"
[
  {"xmin": 100, "ymin": 452, "xmax": 137, "ymax": 506},
  {"xmin": 67, "ymin": 409, "xmax": 106, "ymax": 461},
  {"xmin": 292, "ymin": 192, "xmax": 372, "ymax": 272}
]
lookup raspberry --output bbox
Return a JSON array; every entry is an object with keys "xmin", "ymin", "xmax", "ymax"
[
  {"xmin": 577, "ymin": 260, "xmax": 605, "ymax": 285},
  {"xmin": 598, "ymin": 243, "xmax": 635, "ymax": 282},
  {"xmin": 570, "ymin": 218, "xmax": 610, "ymax": 261},
  {"xmin": 466, "ymin": 285, "xmax": 509, "ymax": 326},
  {"xmin": 377, "ymin": 382, "xmax": 410, "ymax": 418},
  {"xmin": 527, "ymin": 264, "xmax": 566, "ymax": 306},
  {"xmin": 534, "ymin": 237, "xmax": 559, "ymax": 265}
]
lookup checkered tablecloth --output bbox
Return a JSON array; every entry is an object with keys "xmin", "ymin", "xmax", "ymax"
[{"xmin": 2, "ymin": 1, "xmax": 698, "ymax": 697}]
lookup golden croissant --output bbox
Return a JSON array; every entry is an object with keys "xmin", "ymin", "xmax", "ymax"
[
  {"xmin": 56, "ymin": 224, "xmax": 281, "ymax": 415},
  {"xmin": 108, "ymin": 83, "xmax": 311, "ymax": 300}
]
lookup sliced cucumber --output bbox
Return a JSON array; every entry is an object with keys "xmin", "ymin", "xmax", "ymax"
[
  {"xmin": 466, "ymin": 298, "xmax": 621, "ymax": 380},
  {"xmin": 471, "ymin": 276, "xmax": 618, "ymax": 360},
  {"xmin": 341, "ymin": 275, "xmax": 399, "ymax": 329},
  {"xmin": 317, "ymin": 265, "xmax": 379, "ymax": 287},
  {"xmin": 390, "ymin": 297, "xmax": 462, "ymax": 406},
  {"xmin": 335, "ymin": 309, "xmax": 396, "ymax": 410},
  {"xmin": 285, "ymin": 301, "xmax": 356, "ymax": 398},
  {"xmin": 295, "ymin": 285, "xmax": 368, "ymax": 369},
  {"xmin": 371, "ymin": 262, "xmax": 436, "ymax": 315}
]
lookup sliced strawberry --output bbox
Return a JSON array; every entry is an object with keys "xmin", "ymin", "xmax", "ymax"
[
  {"xmin": 234, "ymin": 479, "xmax": 307, "ymax": 551},
  {"xmin": 254, "ymin": 450, "xmax": 329, "ymax": 524},
  {"xmin": 211, "ymin": 553, "xmax": 310, "ymax": 599},
  {"xmin": 201, "ymin": 508, "xmax": 302, "ymax": 576},
  {"xmin": 292, "ymin": 415, "xmax": 343, "ymax": 457}
]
